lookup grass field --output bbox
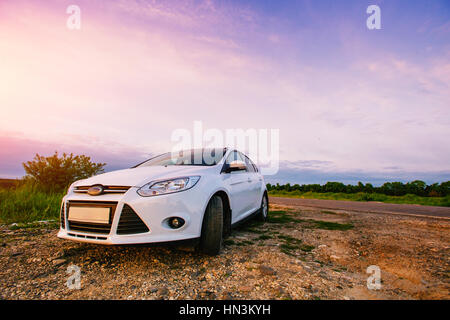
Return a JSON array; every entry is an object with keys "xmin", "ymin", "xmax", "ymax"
[
  {"xmin": 0, "ymin": 184, "xmax": 64, "ymax": 224},
  {"xmin": 269, "ymin": 190, "xmax": 450, "ymax": 207},
  {"xmin": 1, "ymin": 179, "xmax": 448, "ymax": 225}
]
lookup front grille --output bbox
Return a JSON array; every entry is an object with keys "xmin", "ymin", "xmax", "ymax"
[
  {"xmin": 74, "ymin": 185, "xmax": 131, "ymax": 194},
  {"xmin": 68, "ymin": 221, "xmax": 111, "ymax": 234},
  {"xmin": 68, "ymin": 233, "xmax": 107, "ymax": 241},
  {"xmin": 60, "ymin": 202, "xmax": 66, "ymax": 229},
  {"xmin": 67, "ymin": 201, "xmax": 117, "ymax": 235},
  {"xmin": 117, "ymin": 204, "xmax": 149, "ymax": 235}
]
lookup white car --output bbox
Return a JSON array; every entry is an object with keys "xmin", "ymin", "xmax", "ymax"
[{"xmin": 57, "ymin": 148, "xmax": 268, "ymax": 255}]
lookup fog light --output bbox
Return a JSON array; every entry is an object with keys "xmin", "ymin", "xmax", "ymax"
[{"xmin": 168, "ymin": 217, "xmax": 185, "ymax": 229}]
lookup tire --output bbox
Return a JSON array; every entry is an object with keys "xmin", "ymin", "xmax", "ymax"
[
  {"xmin": 256, "ymin": 193, "xmax": 269, "ymax": 222},
  {"xmin": 199, "ymin": 195, "xmax": 223, "ymax": 255}
]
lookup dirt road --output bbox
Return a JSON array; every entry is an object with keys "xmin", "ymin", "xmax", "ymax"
[
  {"xmin": 1, "ymin": 203, "xmax": 448, "ymax": 300},
  {"xmin": 270, "ymin": 197, "xmax": 450, "ymax": 219}
]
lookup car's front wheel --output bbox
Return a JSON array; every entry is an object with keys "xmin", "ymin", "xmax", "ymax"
[{"xmin": 199, "ymin": 195, "xmax": 223, "ymax": 255}]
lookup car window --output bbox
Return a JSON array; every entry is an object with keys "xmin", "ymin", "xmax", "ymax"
[
  {"xmin": 222, "ymin": 150, "xmax": 248, "ymax": 173},
  {"xmin": 241, "ymin": 153, "xmax": 255, "ymax": 173},
  {"xmin": 248, "ymin": 156, "xmax": 259, "ymax": 172},
  {"xmin": 224, "ymin": 151, "xmax": 236, "ymax": 164}
]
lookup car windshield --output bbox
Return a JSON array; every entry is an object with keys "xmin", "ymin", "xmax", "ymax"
[{"xmin": 134, "ymin": 148, "xmax": 227, "ymax": 167}]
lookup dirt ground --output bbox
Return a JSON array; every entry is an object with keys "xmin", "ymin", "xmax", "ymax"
[{"xmin": 0, "ymin": 204, "xmax": 449, "ymax": 300}]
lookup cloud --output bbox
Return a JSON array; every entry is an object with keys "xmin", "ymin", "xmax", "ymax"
[
  {"xmin": 0, "ymin": 0, "xmax": 449, "ymax": 179},
  {"xmin": 0, "ymin": 133, "xmax": 152, "ymax": 178},
  {"xmin": 282, "ymin": 160, "xmax": 335, "ymax": 170}
]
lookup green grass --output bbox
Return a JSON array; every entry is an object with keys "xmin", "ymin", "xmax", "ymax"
[
  {"xmin": 277, "ymin": 234, "xmax": 302, "ymax": 244},
  {"xmin": 8, "ymin": 220, "xmax": 59, "ymax": 230},
  {"xmin": 303, "ymin": 219, "xmax": 354, "ymax": 231},
  {"xmin": 246, "ymin": 227, "xmax": 267, "ymax": 234},
  {"xmin": 266, "ymin": 210, "xmax": 354, "ymax": 231},
  {"xmin": 0, "ymin": 184, "xmax": 64, "ymax": 224},
  {"xmin": 269, "ymin": 190, "xmax": 450, "ymax": 207},
  {"xmin": 257, "ymin": 234, "xmax": 273, "ymax": 240},
  {"xmin": 277, "ymin": 234, "xmax": 315, "ymax": 256},
  {"xmin": 223, "ymin": 239, "xmax": 236, "ymax": 246},
  {"xmin": 267, "ymin": 210, "xmax": 301, "ymax": 224},
  {"xmin": 299, "ymin": 244, "xmax": 315, "ymax": 252}
]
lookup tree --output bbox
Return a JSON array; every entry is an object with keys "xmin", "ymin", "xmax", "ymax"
[
  {"xmin": 439, "ymin": 181, "xmax": 450, "ymax": 196},
  {"xmin": 324, "ymin": 182, "xmax": 346, "ymax": 193},
  {"xmin": 364, "ymin": 183, "xmax": 374, "ymax": 193},
  {"xmin": 23, "ymin": 152, "xmax": 106, "ymax": 192},
  {"xmin": 405, "ymin": 180, "xmax": 426, "ymax": 196}
]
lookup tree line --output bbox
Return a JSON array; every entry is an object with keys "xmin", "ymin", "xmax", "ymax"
[{"xmin": 267, "ymin": 181, "xmax": 450, "ymax": 197}]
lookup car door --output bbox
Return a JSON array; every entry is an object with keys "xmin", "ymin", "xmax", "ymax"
[
  {"xmin": 221, "ymin": 151, "xmax": 253, "ymax": 223},
  {"xmin": 241, "ymin": 153, "xmax": 263, "ymax": 211}
]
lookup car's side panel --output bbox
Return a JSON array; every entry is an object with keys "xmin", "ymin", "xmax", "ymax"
[
  {"xmin": 247, "ymin": 170, "xmax": 262, "ymax": 210},
  {"xmin": 221, "ymin": 171, "xmax": 253, "ymax": 223}
]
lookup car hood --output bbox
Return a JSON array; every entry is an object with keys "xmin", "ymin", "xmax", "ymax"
[{"xmin": 74, "ymin": 165, "xmax": 216, "ymax": 188}]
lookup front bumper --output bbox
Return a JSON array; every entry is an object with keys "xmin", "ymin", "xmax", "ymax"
[{"xmin": 58, "ymin": 187, "xmax": 207, "ymax": 245}]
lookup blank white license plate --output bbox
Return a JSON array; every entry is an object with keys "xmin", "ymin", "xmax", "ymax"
[{"xmin": 68, "ymin": 207, "xmax": 110, "ymax": 224}]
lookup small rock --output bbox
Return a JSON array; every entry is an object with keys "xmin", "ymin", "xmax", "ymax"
[
  {"xmin": 177, "ymin": 246, "xmax": 195, "ymax": 253},
  {"xmin": 221, "ymin": 292, "xmax": 233, "ymax": 299},
  {"xmin": 52, "ymin": 259, "xmax": 66, "ymax": 266},
  {"xmin": 240, "ymin": 285, "xmax": 253, "ymax": 292},
  {"xmin": 191, "ymin": 271, "xmax": 201, "ymax": 277},
  {"xmin": 258, "ymin": 265, "xmax": 276, "ymax": 276},
  {"xmin": 158, "ymin": 287, "xmax": 169, "ymax": 296}
]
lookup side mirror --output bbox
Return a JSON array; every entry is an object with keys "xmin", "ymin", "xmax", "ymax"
[{"xmin": 225, "ymin": 160, "xmax": 246, "ymax": 173}]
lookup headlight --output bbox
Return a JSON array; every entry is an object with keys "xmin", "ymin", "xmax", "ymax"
[{"xmin": 137, "ymin": 176, "xmax": 201, "ymax": 197}]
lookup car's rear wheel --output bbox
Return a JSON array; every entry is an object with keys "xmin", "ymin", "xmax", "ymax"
[
  {"xmin": 256, "ymin": 193, "xmax": 269, "ymax": 222},
  {"xmin": 199, "ymin": 195, "xmax": 223, "ymax": 255}
]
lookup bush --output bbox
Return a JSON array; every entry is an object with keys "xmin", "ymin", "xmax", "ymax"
[
  {"xmin": 357, "ymin": 193, "xmax": 375, "ymax": 201},
  {"xmin": 22, "ymin": 152, "xmax": 106, "ymax": 193}
]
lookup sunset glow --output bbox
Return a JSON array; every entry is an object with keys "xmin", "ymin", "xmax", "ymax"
[{"xmin": 1, "ymin": 0, "xmax": 449, "ymax": 183}]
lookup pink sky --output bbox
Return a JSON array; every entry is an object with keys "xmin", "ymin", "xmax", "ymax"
[{"xmin": 1, "ymin": 0, "xmax": 449, "ymax": 182}]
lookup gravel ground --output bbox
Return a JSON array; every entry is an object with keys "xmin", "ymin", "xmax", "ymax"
[{"xmin": 0, "ymin": 204, "xmax": 449, "ymax": 300}]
